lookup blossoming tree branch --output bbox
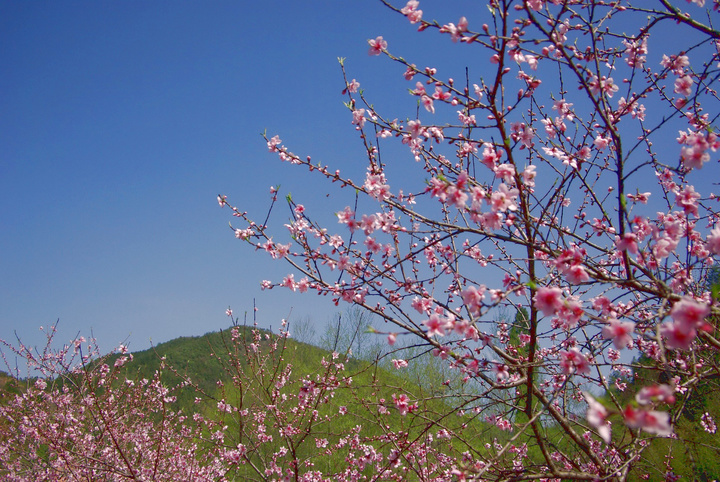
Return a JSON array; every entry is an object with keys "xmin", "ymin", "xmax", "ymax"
[{"xmin": 221, "ymin": 0, "xmax": 720, "ymax": 479}]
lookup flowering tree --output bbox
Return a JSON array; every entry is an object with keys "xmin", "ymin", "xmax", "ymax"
[
  {"xmin": 2, "ymin": 0, "xmax": 720, "ymax": 480},
  {"xmin": 0, "ymin": 326, "xmax": 229, "ymax": 480},
  {"xmin": 220, "ymin": 0, "xmax": 720, "ymax": 479}
]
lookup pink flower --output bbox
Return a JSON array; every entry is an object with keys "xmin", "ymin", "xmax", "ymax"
[
  {"xmin": 559, "ymin": 348, "xmax": 591, "ymax": 375},
  {"xmin": 481, "ymin": 143, "xmax": 501, "ymax": 169},
  {"xmin": 534, "ymin": 287, "xmax": 564, "ymax": 316},
  {"xmin": 368, "ymin": 36, "xmax": 387, "ymax": 56},
  {"xmin": 352, "ymin": 108, "xmax": 366, "ymax": 128},
  {"xmin": 267, "ymin": 135, "xmax": 282, "ymax": 152},
  {"xmin": 411, "ymin": 296, "xmax": 434, "ymax": 314},
  {"xmin": 602, "ymin": 318, "xmax": 635, "ymax": 349},
  {"xmin": 661, "ymin": 321, "xmax": 696, "ymax": 350},
  {"xmin": 387, "ymin": 333, "xmax": 397, "ymax": 346},
  {"xmin": 282, "ymin": 274, "xmax": 296, "ymax": 291},
  {"xmin": 392, "ymin": 393, "xmax": 415, "ymax": 415},
  {"xmin": 557, "ymin": 299, "xmax": 584, "ymax": 330},
  {"xmin": 494, "ymin": 163, "xmax": 515, "ymax": 183},
  {"xmin": 594, "ymin": 135, "xmax": 610, "ymax": 150},
  {"xmin": 707, "ymin": 225, "xmax": 720, "ymax": 255},
  {"xmin": 392, "ymin": 359, "xmax": 408, "ymax": 369},
  {"xmin": 636, "ymin": 384, "xmax": 676, "ymax": 405},
  {"xmin": 421, "ymin": 95, "xmax": 435, "ymax": 113},
  {"xmin": 461, "ymin": 285, "xmax": 486, "ymax": 316},
  {"xmin": 440, "ymin": 17, "xmax": 468, "ymax": 42},
  {"xmin": 527, "ymin": 0, "xmax": 545, "ymax": 11},
  {"xmin": 297, "ymin": 277, "xmax": 310, "ymax": 293},
  {"xmin": 522, "ymin": 165, "xmax": 537, "ymax": 188},
  {"xmin": 565, "ymin": 265, "xmax": 590, "ymax": 285},
  {"xmin": 670, "ymin": 296, "xmax": 710, "ymax": 330},
  {"xmin": 424, "ymin": 313, "xmax": 448, "ymax": 337},
  {"xmin": 584, "ymin": 392, "xmax": 611, "ymax": 443},
  {"xmin": 489, "ymin": 183, "xmax": 519, "ymax": 212},
  {"xmin": 623, "ymin": 405, "xmax": 672, "ymax": 436},
  {"xmin": 400, "ymin": 0, "xmax": 423, "ymax": 24},
  {"xmin": 616, "ymin": 232, "xmax": 639, "ymax": 254},
  {"xmin": 674, "ymin": 75, "xmax": 694, "ymax": 97},
  {"xmin": 675, "ymin": 185, "xmax": 701, "ymax": 216},
  {"xmin": 337, "ymin": 206, "xmax": 355, "ymax": 224},
  {"xmin": 701, "ymin": 412, "xmax": 717, "ymax": 434}
]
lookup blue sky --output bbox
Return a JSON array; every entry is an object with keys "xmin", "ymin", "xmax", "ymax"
[{"xmin": 1, "ymin": 1, "xmax": 479, "ymax": 354}]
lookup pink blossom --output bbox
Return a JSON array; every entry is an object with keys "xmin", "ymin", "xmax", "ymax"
[
  {"xmin": 626, "ymin": 192, "xmax": 651, "ymax": 204},
  {"xmin": 407, "ymin": 119, "xmax": 424, "ymax": 138},
  {"xmin": 489, "ymin": 183, "xmax": 519, "ymax": 212},
  {"xmin": 636, "ymin": 384, "xmax": 676, "ymax": 406},
  {"xmin": 424, "ymin": 313, "xmax": 448, "ymax": 337},
  {"xmin": 440, "ymin": 17, "xmax": 468, "ymax": 42},
  {"xmin": 527, "ymin": 0, "xmax": 544, "ymax": 11},
  {"xmin": 594, "ymin": 134, "xmax": 610, "ymax": 150},
  {"xmin": 674, "ymin": 75, "xmax": 694, "ymax": 97},
  {"xmin": 701, "ymin": 412, "xmax": 717, "ymax": 434},
  {"xmin": 588, "ymin": 75, "xmax": 619, "ymax": 98},
  {"xmin": 421, "ymin": 94, "xmax": 435, "ymax": 113},
  {"xmin": 557, "ymin": 299, "xmax": 584, "ymax": 329},
  {"xmin": 400, "ymin": 0, "xmax": 423, "ymax": 24},
  {"xmin": 297, "ymin": 277, "xmax": 310, "ymax": 293},
  {"xmin": 392, "ymin": 393, "xmax": 416, "ymax": 415},
  {"xmin": 337, "ymin": 206, "xmax": 355, "ymax": 224},
  {"xmin": 707, "ymin": 225, "xmax": 720, "ymax": 255},
  {"xmin": 368, "ymin": 36, "xmax": 387, "ymax": 56},
  {"xmin": 559, "ymin": 348, "xmax": 591, "ymax": 375},
  {"xmin": 676, "ymin": 185, "xmax": 701, "ymax": 216},
  {"xmin": 661, "ymin": 321, "xmax": 696, "ymax": 350},
  {"xmin": 671, "ymin": 296, "xmax": 710, "ymax": 329},
  {"xmin": 565, "ymin": 265, "xmax": 590, "ymax": 284},
  {"xmin": 267, "ymin": 135, "xmax": 282, "ymax": 152},
  {"xmin": 623, "ymin": 405, "xmax": 672, "ymax": 436},
  {"xmin": 461, "ymin": 285, "xmax": 486, "ymax": 316},
  {"xmin": 493, "ymin": 363, "xmax": 509, "ymax": 382},
  {"xmin": 616, "ymin": 232, "xmax": 639, "ymax": 254},
  {"xmin": 602, "ymin": 318, "xmax": 635, "ymax": 349},
  {"xmin": 352, "ymin": 108, "xmax": 366, "ymax": 128},
  {"xmin": 411, "ymin": 295, "xmax": 434, "ymax": 314},
  {"xmin": 522, "ymin": 165, "xmax": 537, "ymax": 188},
  {"xmin": 511, "ymin": 122, "xmax": 535, "ymax": 148},
  {"xmin": 494, "ymin": 163, "xmax": 516, "ymax": 184},
  {"xmin": 282, "ymin": 274, "xmax": 296, "ymax": 291},
  {"xmin": 661, "ymin": 54, "xmax": 690, "ymax": 75},
  {"xmin": 623, "ymin": 37, "xmax": 647, "ymax": 67},
  {"xmin": 534, "ymin": 287, "xmax": 564, "ymax": 316},
  {"xmin": 434, "ymin": 86, "xmax": 452, "ymax": 102},
  {"xmin": 481, "ymin": 143, "xmax": 501, "ymax": 169},
  {"xmin": 403, "ymin": 64, "xmax": 417, "ymax": 80},
  {"xmin": 584, "ymin": 392, "xmax": 611, "ymax": 443},
  {"xmin": 392, "ymin": 359, "xmax": 408, "ymax": 369},
  {"xmin": 364, "ymin": 171, "xmax": 391, "ymax": 200}
]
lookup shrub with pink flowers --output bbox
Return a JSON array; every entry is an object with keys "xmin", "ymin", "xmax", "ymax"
[{"xmin": 4, "ymin": 0, "xmax": 720, "ymax": 480}]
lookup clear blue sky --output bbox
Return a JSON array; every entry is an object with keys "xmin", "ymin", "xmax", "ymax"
[{"xmin": 1, "ymin": 1, "xmax": 478, "ymax": 354}]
